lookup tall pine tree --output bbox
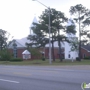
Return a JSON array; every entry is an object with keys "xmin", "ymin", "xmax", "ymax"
[{"xmin": 69, "ymin": 4, "xmax": 90, "ymax": 61}]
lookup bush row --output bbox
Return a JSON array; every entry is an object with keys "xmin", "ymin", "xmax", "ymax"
[
  {"xmin": 10, "ymin": 58, "xmax": 23, "ymax": 62},
  {"xmin": 0, "ymin": 49, "xmax": 23, "ymax": 62},
  {"xmin": 76, "ymin": 57, "xmax": 90, "ymax": 61},
  {"xmin": 0, "ymin": 57, "xmax": 23, "ymax": 62},
  {"xmin": 84, "ymin": 56, "xmax": 90, "ymax": 60}
]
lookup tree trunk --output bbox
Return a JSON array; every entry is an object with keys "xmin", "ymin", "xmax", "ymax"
[
  {"xmin": 58, "ymin": 29, "xmax": 62, "ymax": 62},
  {"xmin": 51, "ymin": 21, "xmax": 55, "ymax": 61},
  {"xmin": 58, "ymin": 39, "xmax": 62, "ymax": 62}
]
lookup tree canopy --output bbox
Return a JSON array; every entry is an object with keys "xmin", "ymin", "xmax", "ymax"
[
  {"xmin": 0, "ymin": 29, "xmax": 10, "ymax": 50},
  {"xmin": 27, "ymin": 8, "xmax": 68, "ymax": 47},
  {"xmin": 26, "ymin": 8, "xmax": 76, "ymax": 61},
  {"xmin": 69, "ymin": 4, "xmax": 90, "ymax": 43}
]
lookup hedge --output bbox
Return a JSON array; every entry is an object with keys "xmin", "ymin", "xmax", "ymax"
[
  {"xmin": 84, "ymin": 56, "xmax": 90, "ymax": 60},
  {"xmin": 10, "ymin": 58, "xmax": 23, "ymax": 62}
]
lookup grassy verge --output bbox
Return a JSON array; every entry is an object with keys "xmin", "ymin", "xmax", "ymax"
[{"xmin": 0, "ymin": 59, "xmax": 90, "ymax": 65}]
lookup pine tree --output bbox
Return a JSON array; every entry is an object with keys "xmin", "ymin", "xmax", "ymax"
[{"xmin": 69, "ymin": 4, "xmax": 90, "ymax": 61}]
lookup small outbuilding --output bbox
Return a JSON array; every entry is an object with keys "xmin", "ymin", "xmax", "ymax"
[{"xmin": 22, "ymin": 50, "xmax": 31, "ymax": 60}]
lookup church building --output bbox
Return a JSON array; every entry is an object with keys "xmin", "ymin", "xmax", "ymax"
[{"xmin": 8, "ymin": 16, "xmax": 90, "ymax": 60}]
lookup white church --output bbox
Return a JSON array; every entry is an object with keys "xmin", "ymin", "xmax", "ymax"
[{"xmin": 8, "ymin": 16, "xmax": 78, "ymax": 60}]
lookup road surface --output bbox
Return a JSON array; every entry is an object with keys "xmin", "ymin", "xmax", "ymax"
[{"xmin": 0, "ymin": 65, "xmax": 90, "ymax": 90}]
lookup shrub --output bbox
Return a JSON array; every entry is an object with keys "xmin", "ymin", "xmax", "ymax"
[
  {"xmin": 28, "ymin": 48, "xmax": 42, "ymax": 59},
  {"xmin": 10, "ymin": 58, "xmax": 23, "ymax": 62},
  {"xmin": 42, "ymin": 57, "xmax": 45, "ymax": 61},
  {"xmin": 76, "ymin": 57, "xmax": 80, "ymax": 61},
  {"xmin": 0, "ymin": 49, "xmax": 11, "ymax": 61}
]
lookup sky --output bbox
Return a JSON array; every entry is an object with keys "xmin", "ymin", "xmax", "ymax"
[{"xmin": 0, "ymin": 0, "xmax": 90, "ymax": 39}]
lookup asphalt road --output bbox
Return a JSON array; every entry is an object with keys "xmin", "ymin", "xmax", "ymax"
[{"xmin": 0, "ymin": 65, "xmax": 90, "ymax": 90}]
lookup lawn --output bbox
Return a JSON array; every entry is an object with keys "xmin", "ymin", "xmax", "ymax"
[{"xmin": 0, "ymin": 59, "xmax": 90, "ymax": 65}]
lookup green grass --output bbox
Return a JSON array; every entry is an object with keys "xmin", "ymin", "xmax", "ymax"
[{"xmin": 0, "ymin": 59, "xmax": 90, "ymax": 65}]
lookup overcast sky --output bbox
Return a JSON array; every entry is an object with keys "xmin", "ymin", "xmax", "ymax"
[{"xmin": 0, "ymin": 0, "xmax": 89, "ymax": 39}]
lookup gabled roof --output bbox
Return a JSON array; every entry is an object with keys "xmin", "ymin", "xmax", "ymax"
[
  {"xmin": 81, "ymin": 45, "xmax": 90, "ymax": 52},
  {"xmin": 22, "ymin": 50, "xmax": 31, "ymax": 54},
  {"xmin": 8, "ymin": 39, "xmax": 25, "ymax": 49},
  {"xmin": 16, "ymin": 37, "xmax": 30, "ymax": 47},
  {"xmin": 8, "ymin": 37, "xmax": 39, "ymax": 48}
]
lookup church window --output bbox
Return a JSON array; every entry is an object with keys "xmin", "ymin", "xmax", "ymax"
[{"xmin": 68, "ymin": 54, "xmax": 70, "ymax": 58}]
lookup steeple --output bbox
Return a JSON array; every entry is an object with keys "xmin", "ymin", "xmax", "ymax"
[{"xmin": 29, "ymin": 16, "xmax": 38, "ymax": 35}]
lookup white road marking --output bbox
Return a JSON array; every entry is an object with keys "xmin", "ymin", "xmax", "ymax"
[{"xmin": 0, "ymin": 79, "xmax": 20, "ymax": 83}]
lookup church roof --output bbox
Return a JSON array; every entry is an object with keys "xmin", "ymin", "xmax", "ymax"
[
  {"xmin": 8, "ymin": 37, "xmax": 32, "ymax": 48},
  {"xmin": 8, "ymin": 39, "xmax": 25, "ymax": 48},
  {"xmin": 82, "ymin": 45, "xmax": 90, "ymax": 52},
  {"xmin": 8, "ymin": 37, "xmax": 65, "ymax": 48}
]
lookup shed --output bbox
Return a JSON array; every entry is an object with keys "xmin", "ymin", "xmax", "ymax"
[{"xmin": 22, "ymin": 50, "xmax": 31, "ymax": 60}]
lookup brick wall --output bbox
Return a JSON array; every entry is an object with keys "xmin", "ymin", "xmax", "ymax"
[
  {"xmin": 81, "ymin": 48, "xmax": 90, "ymax": 58},
  {"xmin": 8, "ymin": 47, "xmax": 65, "ymax": 60},
  {"xmin": 8, "ymin": 48, "xmax": 26, "ymax": 59},
  {"xmin": 17, "ymin": 48, "xmax": 26, "ymax": 59}
]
